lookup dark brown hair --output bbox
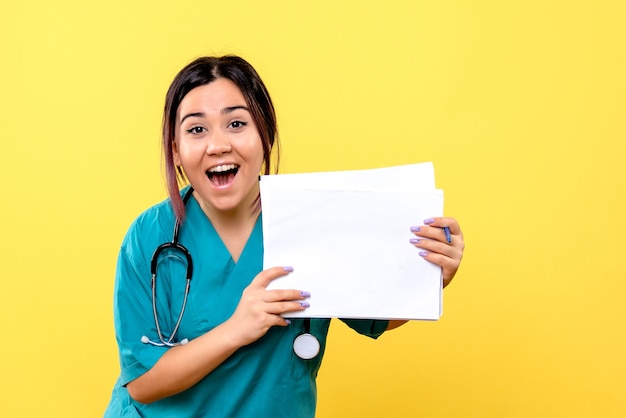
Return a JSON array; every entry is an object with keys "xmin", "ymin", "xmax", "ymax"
[{"xmin": 162, "ymin": 55, "xmax": 279, "ymax": 221}]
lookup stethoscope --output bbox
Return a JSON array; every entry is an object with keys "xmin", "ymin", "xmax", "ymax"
[
  {"xmin": 140, "ymin": 187, "xmax": 194, "ymax": 348},
  {"xmin": 140, "ymin": 187, "xmax": 320, "ymax": 359}
]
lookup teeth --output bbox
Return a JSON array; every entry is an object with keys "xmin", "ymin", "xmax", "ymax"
[{"xmin": 208, "ymin": 164, "xmax": 238, "ymax": 173}]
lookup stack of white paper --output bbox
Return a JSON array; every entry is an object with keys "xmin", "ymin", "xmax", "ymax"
[{"xmin": 260, "ymin": 162, "xmax": 444, "ymax": 320}]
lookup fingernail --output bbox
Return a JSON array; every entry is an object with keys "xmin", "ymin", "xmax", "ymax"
[
  {"xmin": 299, "ymin": 301, "xmax": 310, "ymax": 307},
  {"xmin": 424, "ymin": 218, "xmax": 435, "ymax": 225},
  {"xmin": 410, "ymin": 226, "xmax": 421, "ymax": 232},
  {"xmin": 409, "ymin": 238, "xmax": 421, "ymax": 244},
  {"xmin": 300, "ymin": 291, "xmax": 311, "ymax": 298},
  {"xmin": 285, "ymin": 319, "xmax": 292, "ymax": 325},
  {"xmin": 283, "ymin": 266, "xmax": 294, "ymax": 272},
  {"xmin": 419, "ymin": 251, "xmax": 429, "ymax": 257}
]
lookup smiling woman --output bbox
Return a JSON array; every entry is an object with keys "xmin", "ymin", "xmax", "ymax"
[
  {"xmin": 172, "ymin": 79, "xmax": 265, "ymax": 222},
  {"xmin": 162, "ymin": 56, "xmax": 279, "ymax": 223},
  {"xmin": 103, "ymin": 55, "xmax": 465, "ymax": 418}
]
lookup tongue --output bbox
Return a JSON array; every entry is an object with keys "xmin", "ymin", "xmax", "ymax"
[{"xmin": 211, "ymin": 172, "xmax": 236, "ymax": 186}]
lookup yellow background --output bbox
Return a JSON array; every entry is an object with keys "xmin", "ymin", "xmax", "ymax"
[{"xmin": 1, "ymin": 1, "xmax": 624, "ymax": 417}]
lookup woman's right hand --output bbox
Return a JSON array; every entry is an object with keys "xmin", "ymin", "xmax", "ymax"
[
  {"xmin": 225, "ymin": 266, "xmax": 310, "ymax": 347},
  {"xmin": 127, "ymin": 266, "xmax": 309, "ymax": 404}
]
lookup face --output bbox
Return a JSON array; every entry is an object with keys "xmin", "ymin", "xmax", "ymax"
[{"xmin": 172, "ymin": 78, "xmax": 264, "ymax": 217}]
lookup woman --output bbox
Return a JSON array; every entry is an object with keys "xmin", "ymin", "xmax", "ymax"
[{"xmin": 105, "ymin": 55, "xmax": 464, "ymax": 417}]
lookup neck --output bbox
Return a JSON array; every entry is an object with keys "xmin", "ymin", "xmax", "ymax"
[
  {"xmin": 195, "ymin": 189, "xmax": 261, "ymax": 227},
  {"xmin": 194, "ymin": 192, "xmax": 261, "ymax": 263}
]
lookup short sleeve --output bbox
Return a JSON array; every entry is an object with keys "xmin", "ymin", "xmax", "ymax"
[
  {"xmin": 340, "ymin": 318, "xmax": 389, "ymax": 339},
  {"xmin": 113, "ymin": 232, "xmax": 168, "ymax": 386}
]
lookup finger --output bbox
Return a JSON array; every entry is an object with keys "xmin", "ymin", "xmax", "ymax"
[
  {"xmin": 410, "ymin": 225, "xmax": 450, "ymax": 243},
  {"xmin": 276, "ymin": 316, "xmax": 293, "ymax": 327},
  {"xmin": 412, "ymin": 219, "xmax": 463, "ymax": 243},
  {"xmin": 252, "ymin": 266, "xmax": 294, "ymax": 288},
  {"xmin": 265, "ymin": 300, "xmax": 310, "ymax": 315},
  {"xmin": 271, "ymin": 314, "xmax": 298, "ymax": 328},
  {"xmin": 410, "ymin": 237, "xmax": 458, "ymax": 257},
  {"xmin": 264, "ymin": 289, "xmax": 310, "ymax": 303},
  {"xmin": 423, "ymin": 217, "xmax": 463, "ymax": 236},
  {"xmin": 418, "ymin": 250, "xmax": 462, "ymax": 277}
]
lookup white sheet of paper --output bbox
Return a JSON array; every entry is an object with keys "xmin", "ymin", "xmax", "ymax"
[
  {"xmin": 258, "ymin": 161, "xmax": 436, "ymax": 191},
  {"xmin": 260, "ymin": 163, "xmax": 444, "ymax": 320}
]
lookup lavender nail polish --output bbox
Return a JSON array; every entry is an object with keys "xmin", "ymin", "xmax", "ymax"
[
  {"xmin": 410, "ymin": 226, "xmax": 421, "ymax": 232},
  {"xmin": 424, "ymin": 218, "xmax": 435, "ymax": 225},
  {"xmin": 299, "ymin": 301, "xmax": 310, "ymax": 308},
  {"xmin": 409, "ymin": 238, "xmax": 421, "ymax": 244},
  {"xmin": 419, "ymin": 251, "xmax": 429, "ymax": 257},
  {"xmin": 300, "ymin": 291, "xmax": 311, "ymax": 298},
  {"xmin": 283, "ymin": 266, "xmax": 294, "ymax": 272}
]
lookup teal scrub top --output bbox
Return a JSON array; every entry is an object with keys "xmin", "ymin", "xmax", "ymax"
[{"xmin": 105, "ymin": 190, "xmax": 388, "ymax": 418}]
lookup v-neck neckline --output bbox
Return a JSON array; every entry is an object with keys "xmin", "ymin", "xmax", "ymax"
[
  {"xmin": 227, "ymin": 213, "xmax": 262, "ymax": 266},
  {"xmin": 187, "ymin": 194, "xmax": 262, "ymax": 267}
]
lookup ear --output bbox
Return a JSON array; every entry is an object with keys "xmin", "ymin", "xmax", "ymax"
[{"xmin": 172, "ymin": 140, "xmax": 182, "ymax": 166}]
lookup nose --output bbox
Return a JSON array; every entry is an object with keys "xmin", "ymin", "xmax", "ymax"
[{"xmin": 205, "ymin": 130, "xmax": 232, "ymax": 156}]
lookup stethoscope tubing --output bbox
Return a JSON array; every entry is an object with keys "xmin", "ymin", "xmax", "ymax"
[
  {"xmin": 144, "ymin": 187, "xmax": 195, "ymax": 347},
  {"xmin": 143, "ymin": 186, "xmax": 320, "ymax": 357}
]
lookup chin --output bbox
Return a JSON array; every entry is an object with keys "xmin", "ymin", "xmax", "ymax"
[{"xmin": 209, "ymin": 195, "xmax": 254, "ymax": 214}]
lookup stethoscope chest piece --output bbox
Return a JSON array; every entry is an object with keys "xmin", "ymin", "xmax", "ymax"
[{"xmin": 293, "ymin": 333, "xmax": 320, "ymax": 360}]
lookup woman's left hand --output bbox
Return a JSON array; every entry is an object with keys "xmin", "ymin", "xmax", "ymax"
[{"xmin": 410, "ymin": 217, "xmax": 464, "ymax": 288}]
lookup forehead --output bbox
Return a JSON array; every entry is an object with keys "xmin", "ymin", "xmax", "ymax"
[{"xmin": 178, "ymin": 78, "xmax": 247, "ymax": 116}]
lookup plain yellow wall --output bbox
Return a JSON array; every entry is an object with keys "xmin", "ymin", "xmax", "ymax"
[{"xmin": 1, "ymin": 1, "xmax": 624, "ymax": 417}]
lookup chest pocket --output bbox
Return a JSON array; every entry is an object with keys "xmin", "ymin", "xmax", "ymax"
[{"xmin": 183, "ymin": 257, "xmax": 250, "ymax": 338}]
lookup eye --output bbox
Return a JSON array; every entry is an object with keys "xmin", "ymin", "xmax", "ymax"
[
  {"xmin": 229, "ymin": 120, "xmax": 248, "ymax": 129},
  {"xmin": 185, "ymin": 126, "xmax": 205, "ymax": 134}
]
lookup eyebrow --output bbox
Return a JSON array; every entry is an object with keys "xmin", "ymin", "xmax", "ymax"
[
  {"xmin": 222, "ymin": 105, "xmax": 249, "ymax": 114},
  {"xmin": 180, "ymin": 105, "xmax": 250, "ymax": 124},
  {"xmin": 180, "ymin": 112, "xmax": 204, "ymax": 124}
]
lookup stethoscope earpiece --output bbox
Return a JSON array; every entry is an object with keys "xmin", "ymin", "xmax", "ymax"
[{"xmin": 141, "ymin": 335, "xmax": 189, "ymax": 347}]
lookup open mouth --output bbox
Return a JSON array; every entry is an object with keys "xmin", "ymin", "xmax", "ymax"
[{"xmin": 206, "ymin": 164, "xmax": 239, "ymax": 186}]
